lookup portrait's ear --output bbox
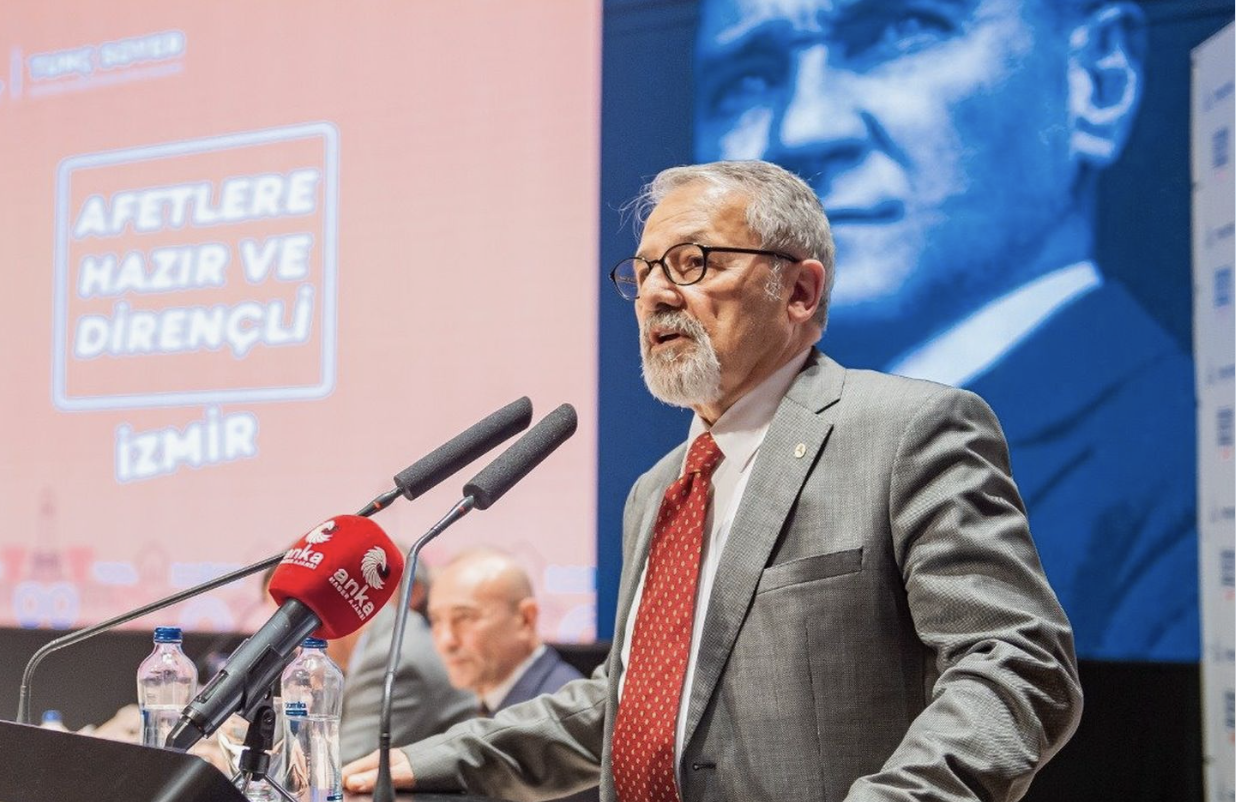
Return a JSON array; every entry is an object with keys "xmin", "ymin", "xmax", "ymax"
[{"xmin": 1067, "ymin": 3, "xmax": 1147, "ymax": 168}]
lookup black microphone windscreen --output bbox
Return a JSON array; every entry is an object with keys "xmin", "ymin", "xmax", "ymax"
[
  {"xmin": 463, "ymin": 403, "xmax": 577, "ymax": 510},
  {"xmin": 394, "ymin": 397, "xmax": 533, "ymax": 500}
]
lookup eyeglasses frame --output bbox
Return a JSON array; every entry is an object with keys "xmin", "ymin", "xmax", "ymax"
[{"xmin": 608, "ymin": 242, "xmax": 802, "ymax": 300}]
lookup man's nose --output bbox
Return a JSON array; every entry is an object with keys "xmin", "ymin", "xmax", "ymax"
[
  {"xmin": 635, "ymin": 263, "xmax": 684, "ymax": 315},
  {"xmin": 772, "ymin": 45, "xmax": 870, "ymax": 172},
  {"xmin": 433, "ymin": 626, "xmax": 457, "ymax": 651}
]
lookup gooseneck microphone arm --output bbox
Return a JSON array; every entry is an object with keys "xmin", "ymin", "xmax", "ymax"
[
  {"xmin": 373, "ymin": 403, "xmax": 578, "ymax": 802},
  {"xmin": 15, "ymin": 488, "xmax": 399, "ymax": 727},
  {"xmin": 15, "ymin": 397, "xmax": 534, "ymax": 727},
  {"xmin": 374, "ymin": 499, "xmax": 476, "ymax": 801},
  {"xmin": 15, "ymin": 552, "xmax": 284, "ymax": 726}
]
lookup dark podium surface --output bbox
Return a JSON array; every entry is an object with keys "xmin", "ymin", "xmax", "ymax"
[{"xmin": 0, "ymin": 721, "xmax": 503, "ymax": 802}]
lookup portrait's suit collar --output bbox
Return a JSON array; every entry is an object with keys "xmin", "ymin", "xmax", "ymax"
[
  {"xmin": 681, "ymin": 347, "xmax": 843, "ymax": 747},
  {"xmin": 966, "ymin": 279, "xmax": 1180, "ymax": 446}
]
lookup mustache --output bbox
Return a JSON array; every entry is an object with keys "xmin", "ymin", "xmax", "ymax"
[{"xmin": 639, "ymin": 310, "xmax": 707, "ymax": 343}]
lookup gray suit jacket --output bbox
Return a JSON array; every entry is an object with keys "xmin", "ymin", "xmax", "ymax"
[
  {"xmin": 339, "ymin": 604, "xmax": 476, "ymax": 765},
  {"xmin": 403, "ymin": 351, "xmax": 1082, "ymax": 801}
]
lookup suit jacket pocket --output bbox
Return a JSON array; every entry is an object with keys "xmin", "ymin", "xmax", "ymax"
[{"xmin": 756, "ymin": 547, "xmax": 863, "ymax": 594}]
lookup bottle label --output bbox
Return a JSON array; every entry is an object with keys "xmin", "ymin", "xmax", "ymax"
[{"xmin": 283, "ymin": 700, "xmax": 308, "ymax": 718}]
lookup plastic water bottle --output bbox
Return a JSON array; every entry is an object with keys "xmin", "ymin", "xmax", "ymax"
[
  {"xmin": 282, "ymin": 638, "xmax": 344, "ymax": 801},
  {"xmin": 39, "ymin": 710, "xmax": 70, "ymax": 731},
  {"xmin": 136, "ymin": 626, "xmax": 197, "ymax": 748}
]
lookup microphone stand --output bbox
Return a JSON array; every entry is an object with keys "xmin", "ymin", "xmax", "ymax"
[
  {"xmin": 370, "ymin": 402, "xmax": 577, "ymax": 801},
  {"xmin": 15, "ymin": 488, "xmax": 401, "ymax": 726},
  {"xmin": 373, "ymin": 497, "xmax": 476, "ymax": 802},
  {"xmin": 231, "ymin": 691, "xmax": 298, "ymax": 802}
]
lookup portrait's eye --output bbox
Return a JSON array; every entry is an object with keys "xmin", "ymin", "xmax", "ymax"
[
  {"xmin": 839, "ymin": 5, "xmax": 959, "ymax": 62},
  {"xmin": 879, "ymin": 11, "xmax": 954, "ymax": 51},
  {"xmin": 700, "ymin": 53, "xmax": 787, "ymax": 119}
]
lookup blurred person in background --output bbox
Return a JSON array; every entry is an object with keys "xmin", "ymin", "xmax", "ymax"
[{"xmin": 427, "ymin": 548, "xmax": 597, "ymax": 802}]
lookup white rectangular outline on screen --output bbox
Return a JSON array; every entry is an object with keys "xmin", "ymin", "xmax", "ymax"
[{"xmin": 51, "ymin": 122, "xmax": 339, "ymax": 411}]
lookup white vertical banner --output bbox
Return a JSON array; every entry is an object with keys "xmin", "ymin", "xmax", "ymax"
[{"xmin": 1192, "ymin": 22, "xmax": 1236, "ymax": 802}]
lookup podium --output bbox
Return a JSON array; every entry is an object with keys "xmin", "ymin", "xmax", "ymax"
[
  {"xmin": 0, "ymin": 719, "xmax": 247, "ymax": 801},
  {"xmin": 0, "ymin": 720, "xmax": 512, "ymax": 801}
]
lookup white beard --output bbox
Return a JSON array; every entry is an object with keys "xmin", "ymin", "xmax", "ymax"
[{"xmin": 639, "ymin": 311, "xmax": 722, "ymax": 409}]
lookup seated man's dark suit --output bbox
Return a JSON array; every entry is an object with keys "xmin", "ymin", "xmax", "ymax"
[{"xmin": 496, "ymin": 647, "xmax": 585, "ymax": 710}]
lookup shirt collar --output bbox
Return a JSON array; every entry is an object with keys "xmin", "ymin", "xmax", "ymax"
[
  {"xmin": 481, "ymin": 644, "xmax": 547, "ymax": 712},
  {"xmin": 687, "ymin": 347, "xmax": 813, "ymax": 471},
  {"xmin": 887, "ymin": 261, "xmax": 1102, "ymax": 387}
]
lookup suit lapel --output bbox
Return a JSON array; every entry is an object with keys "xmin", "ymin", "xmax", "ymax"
[
  {"xmin": 682, "ymin": 351, "xmax": 845, "ymax": 746},
  {"xmin": 499, "ymin": 648, "xmax": 555, "ymax": 711}
]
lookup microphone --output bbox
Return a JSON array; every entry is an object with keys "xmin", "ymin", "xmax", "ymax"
[
  {"xmin": 167, "ymin": 515, "xmax": 404, "ymax": 750},
  {"xmin": 394, "ymin": 397, "xmax": 533, "ymax": 501},
  {"xmin": 373, "ymin": 403, "xmax": 578, "ymax": 802},
  {"xmin": 464, "ymin": 403, "xmax": 579, "ymax": 509},
  {"xmin": 15, "ymin": 400, "xmax": 532, "ymax": 726},
  {"xmin": 357, "ymin": 397, "xmax": 534, "ymax": 516}
]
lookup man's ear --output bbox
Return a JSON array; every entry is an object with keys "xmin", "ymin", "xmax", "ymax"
[
  {"xmin": 1067, "ymin": 3, "xmax": 1147, "ymax": 167},
  {"xmin": 787, "ymin": 258, "xmax": 826, "ymax": 325},
  {"xmin": 517, "ymin": 597, "xmax": 539, "ymax": 634}
]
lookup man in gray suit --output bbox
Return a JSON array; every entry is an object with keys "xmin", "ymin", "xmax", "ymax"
[{"xmin": 344, "ymin": 160, "xmax": 1082, "ymax": 801}]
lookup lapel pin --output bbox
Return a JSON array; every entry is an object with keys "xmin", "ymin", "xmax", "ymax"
[{"xmin": 794, "ymin": 443, "xmax": 806, "ymax": 459}]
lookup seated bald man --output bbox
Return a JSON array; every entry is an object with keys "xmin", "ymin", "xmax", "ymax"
[
  {"xmin": 424, "ymin": 548, "xmax": 598, "ymax": 802},
  {"xmin": 426, "ymin": 549, "xmax": 583, "ymax": 715}
]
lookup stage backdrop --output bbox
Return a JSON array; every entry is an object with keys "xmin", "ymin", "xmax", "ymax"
[
  {"xmin": 0, "ymin": 3, "xmax": 602, "ymax": 642},
  {"xmin": 597, "ymin": 0, "xmax": 1233, "ymax": 664}
]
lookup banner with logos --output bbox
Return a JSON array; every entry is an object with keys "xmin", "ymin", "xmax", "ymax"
[{"xmin": 1192, "ymin": 22, "xmax": 1236, "ymax": 802}]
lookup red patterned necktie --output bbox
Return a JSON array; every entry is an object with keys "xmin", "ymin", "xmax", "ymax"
[{"xmin": 612, "ymin": 432, "xmax": 724, "ymax": 802}]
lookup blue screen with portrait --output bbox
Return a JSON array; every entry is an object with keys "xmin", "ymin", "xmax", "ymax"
[{"xmin": 596, "ymin": 0, "xmax": 1229, "ymax": 662}]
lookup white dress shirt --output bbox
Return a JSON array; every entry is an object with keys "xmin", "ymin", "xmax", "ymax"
[
  {"xmin": 618, "ymin": 347, "xmax": 813, "ymax": 775},
  {"xmin": 888, "ymin": 261, "xmax": 1103, "ymax": 386}
]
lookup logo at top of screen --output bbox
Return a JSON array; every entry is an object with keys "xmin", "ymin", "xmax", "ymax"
[
  {"xmin": 281, "ymin": 519, "xmax": 337, "ymax": 570},
  {"xmin": 330, "ymin": 545, "xmax": 390, "ymax": 620}
]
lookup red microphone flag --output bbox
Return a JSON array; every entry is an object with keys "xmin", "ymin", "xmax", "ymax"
[{"xmin": 269, "ymin": 515, "xmax": 405, "ymax": 639}]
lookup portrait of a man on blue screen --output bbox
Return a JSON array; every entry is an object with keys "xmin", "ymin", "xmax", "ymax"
[{"xmin": 693, "ymin": 0, "xmax": 1197, "ymax": 661}]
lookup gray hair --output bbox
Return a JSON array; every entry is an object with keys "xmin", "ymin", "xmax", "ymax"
[{"xmin": 635, "ymin": 160, "xmax": 835, "ymax": 328}]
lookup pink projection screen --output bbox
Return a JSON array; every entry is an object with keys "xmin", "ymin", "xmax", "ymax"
[{"xmin": 0, "ymin": 5, "xmax": 601, "ymax": 641}]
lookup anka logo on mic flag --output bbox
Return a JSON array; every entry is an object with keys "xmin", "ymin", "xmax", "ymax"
[
  {"xmin": 359, "ymin": 546, "xmax": 388, "ymax": 590},
  {"xmin": 282, "ymin": 519, "xmax": 336, "ymax": 570},
  {"xmin": 330, "ymin": 545, "xmax": 391, "ymax": 620},
  {"xmin": 270, "ymin": 514, "xmax": 404, "ymax": 639},
  {"xmin": 304, "ymin": 519, "xmax": 335, "ymax": 545}
]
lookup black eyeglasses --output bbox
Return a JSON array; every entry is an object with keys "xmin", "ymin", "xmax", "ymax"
[{"xmin": 608, "ymin": 242, "xmax": 800, "ymax": 301}]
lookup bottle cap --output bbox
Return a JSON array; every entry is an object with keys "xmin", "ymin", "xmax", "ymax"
[
  {"xmin": 41, "ymin": 710, "xmax": 63, "ymax": 724},
  {"xmin": 153, "ymin": 626, "xmax": 183, "ymax": 643},
  {"xmin": 302, "ymin": 637, "xmax": 327, "ymax": 649}
]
